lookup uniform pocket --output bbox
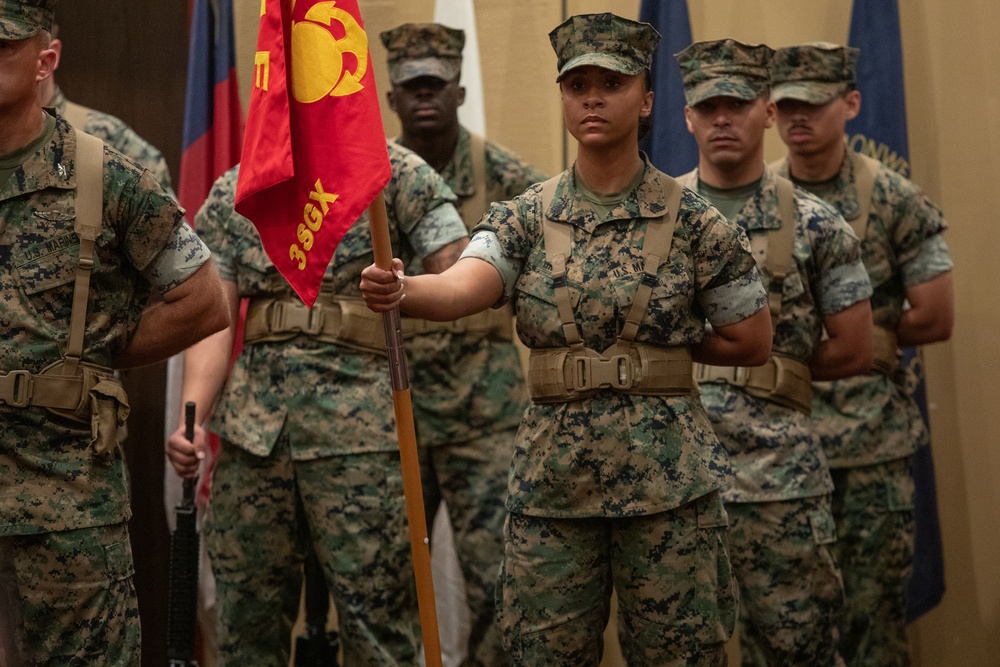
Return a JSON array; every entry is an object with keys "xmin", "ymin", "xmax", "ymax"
[
  {"xmin": 885, "ymin": 470, "xmax": 915, "ymax": 512},
  {"xmin": 810, "ymin": 506, "xmax": 838, "ymax": 545}
]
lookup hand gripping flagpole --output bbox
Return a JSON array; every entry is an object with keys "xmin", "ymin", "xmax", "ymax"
[{"xmin": 368, "ymin": 192, "xmax": 443, "ymax": 667}]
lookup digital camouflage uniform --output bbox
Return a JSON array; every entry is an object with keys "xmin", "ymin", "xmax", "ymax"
[
  {"xmin": 676, "ymin": 40, "xmax": 871, "ymax": 667},
  {"xmin": 0, "ymin": 105, "xmax": 210, "ymax": 665},
  {"xmin": 772, "ymin": 43, "xmax": 953, "ymax": 667},
  {"xmin": 464, "ymin": 95, "xmax": 768, "ymax": 664},
  {"xmin": 382, "ymin": 24, "xmax": 545, "ymax": 666},
  {"xmin": 407, "ymin": 126, "xmax": 543, "ymax": 667},
  {"xmin": 197, "ymin": 144, "xmax": 468, "ymax": 667},
  {"xmin": 51, "ymin": 85, "xmax": 175, "ymax": 197},
  {"xmin": 682, "ymin": 162, "xmax": 869, "ymax": 667}
]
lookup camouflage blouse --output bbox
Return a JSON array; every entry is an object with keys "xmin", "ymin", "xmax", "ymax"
[
  {"xmin": 197, "ymin": 143, "xmax": 468, "ymax": 460},
  {"xmin": 777, "ymin": 152, "xmax": 952, "ymax": 466},
  {"xmin": 683, "ymin": 166, "xmax": 872, "ymax": 502},
  {"xmin": 463, "ymin": 157, "xmax": 767, "ymax": 518},
  {"xmin": 1, "ymin": 112, "xmax": 207, "ymax": 535}
]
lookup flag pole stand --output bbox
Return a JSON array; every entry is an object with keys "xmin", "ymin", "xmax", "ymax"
[{"xmin": 367, "ymin": 192, "xmax": 443, "ymax": 667}]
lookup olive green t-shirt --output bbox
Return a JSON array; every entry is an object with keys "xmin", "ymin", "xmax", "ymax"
[{"xmin": 0, "ymin": 113, "xmax": 57, "ymax": 186}]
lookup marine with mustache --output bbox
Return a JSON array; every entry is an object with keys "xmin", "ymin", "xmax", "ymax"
[
  {"xmin": 770, "ymin": 43, "xmax": 954, "ymax": 667},
  {"xmin": 675, "ymin": 39, "xmax": 873, "ymax": 667},
  {"xmin": 362, "ymin": 14, "xmax": 774, "ymax": 665}
]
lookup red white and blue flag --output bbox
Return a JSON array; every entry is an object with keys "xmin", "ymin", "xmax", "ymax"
[{"xmin": 178, "ymin": 0, "xmax": 245, "ymax": 220}]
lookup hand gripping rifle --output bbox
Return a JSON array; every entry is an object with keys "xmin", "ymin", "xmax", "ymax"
[{"xmin": 167, "ymin": 402, "xmax": 200, "ymax": 666}]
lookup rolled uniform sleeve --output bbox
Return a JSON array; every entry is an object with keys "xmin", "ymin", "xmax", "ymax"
[
  {"xmin": 699, "ymin": 267, "xmax": 768, "ymax": 327},
  {"xmin": 406, "ymin": 202, "xmax": 467, "ymax": 258},
  {"xmin": 693, "ymin": 207, "xmax": 767, "ymax": 327},
  {"xmin": 818, "ymin": 260, "xmax": 871, "ymax": 315},
  {"xmin": 460, "ymin": 230, "xmax": 521, "ymax": 304},
  {"xmin": 901, "ymin": 234, "xmax": 952, "ymax": 287},
  {"xmin": 141, "ymin": 222, "xmax": 213, "ymax": 292}
]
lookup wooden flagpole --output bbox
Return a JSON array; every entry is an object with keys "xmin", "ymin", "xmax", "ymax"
[{"xmin": 367, "ymin": 191, "xmax": 443, "ymax": 667}]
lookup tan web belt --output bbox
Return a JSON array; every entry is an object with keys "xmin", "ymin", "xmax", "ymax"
[
  {"xmin": 872, "ymin": 326, "xmax": 899, "ymax": 376},
  {"xmin": 694, "ymin": 354, "xmax": 812, "ymax": 415},
  {"xmin": 244, "ymin": 295, "xmax": 387, "ymax": 354},
  {"xmin": 528, "ymin": 343, "xmax": 694, "ymax": 403},
  {"xmin": 0, "ymin": 361, "xmax": 119, "ymax": 415},
  {"xmin": 402, "ymin": 304, "xmax": 513, "ymax": 341}
]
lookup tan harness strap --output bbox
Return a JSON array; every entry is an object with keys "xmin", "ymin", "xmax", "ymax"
[
  {"xmin": 617, "ymin": 174, "xmax": 682, "ymax": 348},
  {"xmin": 64, "ymin": 129, "xmax": 104, "ymax": 376},
  {"xmin": 695, "ymin": 354, "xmax": 812, "ymax": 415},
  {"xmin": 847, "ymin": 151, "xmax": 881, "ymax": 238},
  {"xmin": 459, "ymin": 132, "xmax": 489, "ymax": 229},
  {"xmin": 763, "ymin": 175, "xmax": 798, "ymax": 321},
  {"xmin": 539, "ymin": 175, "xmax": 583, "ymax": 348},
  {"xmin": 62, "ymin": 101, "xmax": 91, "ymax": 131}
]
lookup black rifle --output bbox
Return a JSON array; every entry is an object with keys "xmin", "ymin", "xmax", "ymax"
[
  {"xmin": 294, "ymin": 547, "xmax": 340, "ymax": 666},
  {"xmin": 167, "ymin": 401, "xmax": 200, "ymax": 666}
]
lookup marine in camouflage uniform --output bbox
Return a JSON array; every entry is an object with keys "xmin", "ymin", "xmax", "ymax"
[
  {"xmin": 171, "ymin": 144, "xmax": 469, "ymax": 667},
  {"xmin": 676, "ymin": 39, "xmax": 874, "ymax": 667},
  {"xmin": 381, "ymin": 22, "xmax": 545, "ymax": 666},
  {"xmin": 0, "ymin": 2, "xmax": 226, "ymax": 664},
  {"xmin": 771, "ymin": 43, "xmax": 954, "ymax": 667},
  {"xmin": 442, "ymin": 15, "xmax": 770, "ymax": 666}
]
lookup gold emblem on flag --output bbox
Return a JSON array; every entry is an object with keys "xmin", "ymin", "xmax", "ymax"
[{"xmin": 291, "ymin": 1, "xmax": 369, "ymax": 103}]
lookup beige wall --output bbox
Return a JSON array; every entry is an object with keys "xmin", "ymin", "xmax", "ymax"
[{"xmin": 234, "ymin": 2, "xmax": 1000, "ymax": 665}]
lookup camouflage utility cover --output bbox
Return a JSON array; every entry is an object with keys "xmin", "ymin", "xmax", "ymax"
[
  {"xmin": 776, "ymin": 152, "xmax": 952, "ymax": 466},
  {"xmin": 549, "ymin": 12, "xmax": 660, "ymax": 80},
  {"xmin": 680, "ymin": 166, "xmax": 871, "ymax": 503},
  {"xmin": 463, "ymin": 157, "xmax": 768, "ymax": 517},
  {"xmin": 676, "ymin": 38, "xmax": 773, "ymax": 106},
  {"xmin": 0, "ymin": 112, "xmax": 208, "ymax": 535},
  {"xmin": 770, "ymin": 43, "xmax": 859, "ymax": 104},
  {"xmin": 380, "ymin": 22, "xmax": 464, "ymax": 84},
  {"xmin": 197, "ymin": 143, "xmax": 467, "ymax": 459},
  {"xmin": 0, "ymin": 0, "xmax": 55, "ymax": 39}
]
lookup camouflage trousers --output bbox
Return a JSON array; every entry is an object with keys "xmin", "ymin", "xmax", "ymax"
[
  {"xmin": 498, "ymin": 491, "xmax": 736, "ymax": 667},
  {"xmin": 830, "ymin": 457, "xmax": 915, "ymax": 667},
  {"xmin": 726, "ymin": 495, "xmax": 845, "ymax": 667},
  {"xmin": 419, "ymin": 428, "xmax": 513, "ymax": 667},
  {"xmin": 204, "ymin": 437, "xmax": 419, "ymax": 667},
  {"xmin": 0, "ymin": 522, "xmax": 139, "ymax": 666}
]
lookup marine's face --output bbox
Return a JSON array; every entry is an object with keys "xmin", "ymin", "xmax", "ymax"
[
  {"xmin": 388, "ymin": 75, "xmax": 465, "ymax": 137},
  {"xmin": 685, "ymin": 95, "xmax": 773, "ymax": 170},
  {"xmin": 0, "ymin": 32, "xmax": 54, "ymax": 115},
  {"xmin": 559, "ymin": 65, "xmax": 652, "ymax": 150},
  {"xmin": 774, "ymin": 90, "xmax": 859, "ymax": 158}
]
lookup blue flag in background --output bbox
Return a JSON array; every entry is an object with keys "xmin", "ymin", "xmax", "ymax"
[
  {"xmin": 846, "ymin": 0, "xmax": 945, "ymax": 622},
  {"xmin": 638, "ymin": 0, "xmax": 698, "ymax": 176}
]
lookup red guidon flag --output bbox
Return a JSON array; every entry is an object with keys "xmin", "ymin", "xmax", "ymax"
[{"xmin": 235, "ymin": 0, "xmax": 391, "ymax": 306}]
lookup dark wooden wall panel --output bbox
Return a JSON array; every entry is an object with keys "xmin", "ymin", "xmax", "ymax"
[{"xmin": 51, "ymin": 3, "xmax": 189, "ymax": 665}]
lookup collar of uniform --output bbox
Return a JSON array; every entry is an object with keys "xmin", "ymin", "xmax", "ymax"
[
  {"xmin": 741, "ymin": 165, "xmax": 784, "ymax": 231},
  {"xmin": 544, "ymin": 153, "xmax": 669, "ymax": 229},
  {"xmin": 677, "ymin": 164, "xmax": 781, "ymax": 232},
  {"xmin": 438, "ymin": 125, "xmax": 476, "ymax": 198},
  {"xmin": 0, "ymin": 110, "xmax": 75, "ymax": 204}
]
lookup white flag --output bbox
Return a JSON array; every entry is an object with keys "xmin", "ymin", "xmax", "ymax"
[{"xmin": 434, "ymin": 0, "xmax": 486, "ymax": 135}]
